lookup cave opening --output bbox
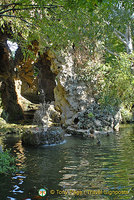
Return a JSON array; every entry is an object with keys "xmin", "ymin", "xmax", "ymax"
[
  {"xmin": 35, "ymin": 52, "xmax": 56, "ymax": 103},
  {"xmin": 74, "ymin": 117, "xmax": 79, "ymax": 124}
]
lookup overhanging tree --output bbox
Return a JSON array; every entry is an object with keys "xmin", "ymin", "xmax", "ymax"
[
  {"xmin": 0, "ymin": 0, "xmax": 106, "ymax": 51},
  {"xmin": 0, "ymin": 0, "xmax": 133, "ymax": 111},
  {"xmin": 97, "ymin": 0, "xmax": 134, "ymax": 55},
  {"xmin": 0, "ymin": 0, "xmax": 133, "ymax": 54}
]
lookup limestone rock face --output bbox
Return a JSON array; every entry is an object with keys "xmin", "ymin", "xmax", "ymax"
[
  {"xmin": 14, "ymin": 79, "xmax": 39, "ymax": 112},
  {"xmin": 32, "ymin": 48, "xmax": 122, "ymax": 137},
  {"xmin": 49, "ymin": 49, "xmax": 122, "ymax": 135},
  {"xmin": 51, "ymin": 49, "xmax": 94, "ymax": 126},
  {"xmin": 15, "ymin": 43, "xmax": 39, "ymax": 104}
]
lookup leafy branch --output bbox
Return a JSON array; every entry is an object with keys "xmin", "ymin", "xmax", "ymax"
[
  {"xmin": 0, "ymin": 3, "xmax": 63, "ymax": 16},
  {"xmin": 105, "ymin": 47, "xmax": 119, "ymax": 56},
  {"xmin": 0, "ymin": 14, "xmax": 33, "ymax": 25}
]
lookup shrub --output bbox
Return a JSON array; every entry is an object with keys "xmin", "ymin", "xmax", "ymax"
[
  {"xmin": 120, "ymin": 105, "xmax": 133, "ymax": 123},
  {"xmin": 0, "ymin": 150, "xmax": 16, "ymax": 174},
  {"xmin": 99, "ymin": 53, "xmax": 134, "ymax": 107}
]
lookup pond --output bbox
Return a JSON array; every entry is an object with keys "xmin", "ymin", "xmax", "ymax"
[{"xmin": 0, "ymin": 124, "xmax": 134, "ymax": 200}]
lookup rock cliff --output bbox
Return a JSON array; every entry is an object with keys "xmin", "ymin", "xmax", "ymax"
[{"xmin": 33, "ymin": 48, "xmax": 122, "ymax": 137}]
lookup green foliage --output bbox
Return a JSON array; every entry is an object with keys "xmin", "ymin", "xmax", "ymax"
[
  {"xmin": 120, "ymin": 105, "xmax": 133, "ymax": 123},
  {"xmin": 98, "ymin": 0, "xmax": 134, "ymax": 54},
  {"xmin": 99, "ymin": 53, "xmax": 134, "ymax": 107},
  {"xmin": 88, "ymin": 112, "xmax": 94, "ymax": 118},
  {"xmin": 64, "ymin": 0, "xmax": 100, "ymax": 10},
  {"xmin": 0, "ymin": 150, "xmax": 17, "ymax": 174},
  {"xmin": 0, "ymin": 0, "xmax": 133, "ymax": 56},
  {"xmin": 33, "ymin": 66, "xmax": 39, "ymax": 77},
  {"xmin": 0, "ymin": 0, "xmax": 104, "ymax": 52},
  {"xmin": 0, "ymin": 0, "xmax": 133, "ymax": 112}
]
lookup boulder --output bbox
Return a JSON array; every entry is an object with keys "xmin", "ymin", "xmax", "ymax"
[
  {"xmin": 33, "ymin": 101, "xmax": 61, "ymax": 127},
  {"xmin": 21, "ymin": 126, "xmax": 64, "ymax": 146}
]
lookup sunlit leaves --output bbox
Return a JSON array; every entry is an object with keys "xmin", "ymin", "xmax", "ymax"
[{"xmin": 99, "ymin": 53, "xmax": 134, "ymax": 107}]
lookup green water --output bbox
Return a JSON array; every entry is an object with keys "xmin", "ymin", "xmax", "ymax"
[{"xmin": 0, "ymin": 125, "xmax": 134, "ymax": 200}]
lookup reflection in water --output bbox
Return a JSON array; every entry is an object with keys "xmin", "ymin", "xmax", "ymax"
[
  {"xmin": 13, "ymin": 141, "xmax": 26, "ymax": 168},
  {"xmin": 0, "ymin": 125, "xmax": 134, "ymax": 200}
]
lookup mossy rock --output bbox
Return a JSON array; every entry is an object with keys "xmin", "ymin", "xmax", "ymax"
[{"xmin": 21, "ymin": 127, "xmax": 64, "ymax": 146}]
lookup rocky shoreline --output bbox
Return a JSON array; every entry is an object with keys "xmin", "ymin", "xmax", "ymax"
[{"xmin": 0, "ymin": 101, "xmax": 133, "ymax": 146}]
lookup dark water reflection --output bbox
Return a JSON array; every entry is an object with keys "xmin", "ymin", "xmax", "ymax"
[{"xmin": 0, "ymin": 124, "xmax": 134, "ymax": 200}]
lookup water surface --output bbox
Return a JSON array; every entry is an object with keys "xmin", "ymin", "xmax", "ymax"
[{"xmin": 0, "ymin": 125, "xmax": 134, "ymax": 200}]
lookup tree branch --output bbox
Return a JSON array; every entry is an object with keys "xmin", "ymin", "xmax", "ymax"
[
  {"xmin": 0, "ymin": 14, "xmax": 32, "ymax": 25},
  {"xmin": 0, "ymin": 3, "xmax": 21, "ymax": 11},
  {"xmin": 0, "ymin": 3, "xmax": 21, "ymax": 8},
  {"xmin": 105, "ymin": 47, "xmax": 119, "ymax": 56},
  {"xmin": 104, "ymin": 20, "xmax": 127, "ymax": 45},
  {"xmin": 0, "ymin": 4, "xmax": 62, "ymax": 15},
  {"xmin": 114, "ymin": 29, "xmax": 126, "ymax": 39},
  {"xmin": 0, "ymin": 8, "xmax": 16, "ymax": 15},
  {"xmin": 114, "ymin": 31, "xmax": 127, "ymax": 45}
]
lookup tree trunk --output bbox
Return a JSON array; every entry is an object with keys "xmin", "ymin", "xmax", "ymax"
[{"xmin": 126, "ymin": 25, "xmax": 133, "ymax": 54}]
